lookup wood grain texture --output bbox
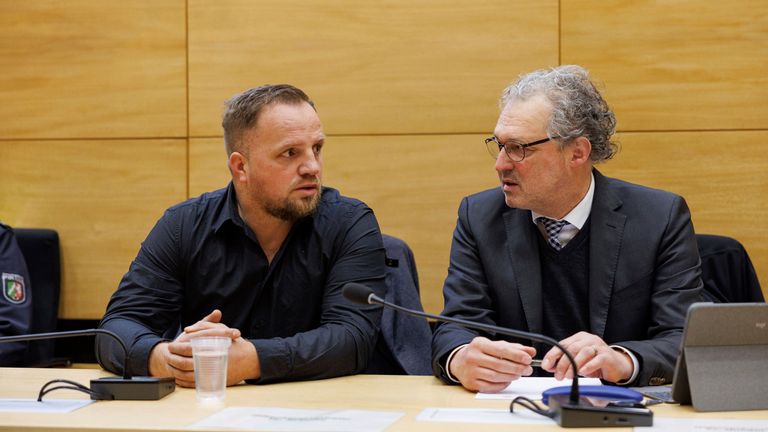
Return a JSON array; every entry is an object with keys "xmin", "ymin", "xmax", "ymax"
[
  {"xmin": 325, "ymin": 134, "xmax": 500, "ymax": 314},
  {"xmin": 190, "ymin": 130, "xmax": 768, "ymax": 312},
  {"xmin": 561, "ymin": 0, "xmax": 768, "ymax": 131},
  {"xmin": 0, "ymin": 139, "xmax": 187, "ymax": 319},
  {"xmin": 189, "ymin": 138, "xmax": 230, "ymax": 198},
  {"xmin": 190, "ymin": 134, "xmax": 500, "ymax": 314},
  {"xmin": 0, "ymin": 0, "xmax": 187, "ymax": 139},
  {"xmin": 5, "ymin": 370, "xmax": 766, "ymax": 431},
  {"xmin": 187, "ymin": 0, "xmax": 559, "ymax": 137},
  {"xmin": 3, "ymin": 0, "xmax": 766, "ymax": 320},
  {"xmin": 599, "ymin": 130, "xmax": 768, "ymax": 295}
]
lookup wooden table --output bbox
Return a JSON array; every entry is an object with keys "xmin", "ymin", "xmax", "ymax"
[{"xmin": 1, "ymin": 368, "xmax": 766, "ymax": 431}]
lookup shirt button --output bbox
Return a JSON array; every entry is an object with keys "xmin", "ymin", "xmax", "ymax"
[{"xmin": 649, "ymin": 377, "xmax": 666, "ymax": 385}]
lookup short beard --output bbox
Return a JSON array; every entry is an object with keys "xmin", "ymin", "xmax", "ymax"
[{"xmin": 263, "ymin": 189, "xmax": 321, "ymax": 221}]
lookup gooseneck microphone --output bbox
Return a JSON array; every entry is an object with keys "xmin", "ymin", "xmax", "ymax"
[
  {"xmin": 343, "ymin": 282, "xmax": 653, "ymax": 428},
  {"xmin": 1, "ymin": 329, "xmax": 130, "ymax": 378},
  {"xmin": 0, "ymin": 329, "xmax": 174, "ymax": 400},
  {"xmin": 343, "ymin": 283, "xmax": 579, "ymax": 403}
]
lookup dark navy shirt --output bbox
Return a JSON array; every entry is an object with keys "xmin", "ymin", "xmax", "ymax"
[
  {"xmin": 97, "ymin": 183, "xmax": 386, "ymax": 383},
  {"xmin": 0, "ymin": 223, "xmax": 32, "ymax": 366}
]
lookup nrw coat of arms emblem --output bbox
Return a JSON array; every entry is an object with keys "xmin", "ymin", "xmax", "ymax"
[{"xmin": 2, "ymin": 272, "xmax": 26, "ymax": 304}]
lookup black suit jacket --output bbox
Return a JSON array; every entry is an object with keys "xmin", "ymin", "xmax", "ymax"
[{"xmin": 432, "ymin": 170, "xmax": 703, "ymax": 386}]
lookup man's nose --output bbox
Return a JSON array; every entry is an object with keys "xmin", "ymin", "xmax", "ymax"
[
  {"xmin": 299, "ymin": 153, "xmax": 321, "ymax": 177},
  {"xmin": 494, "ymin": 151, "xmax": 514, "ymax": 172}
]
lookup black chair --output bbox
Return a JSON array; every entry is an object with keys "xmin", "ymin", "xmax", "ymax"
[
  {"xmin": 14, "ymin": 228, "xmax": 64, "ymax": 366},
  {"xmin": 364, "ymin": 234, "xmax": 433, "ymax": 375},
  {"xmin": 696, "ymin": 234, "xmax": 764, "ymax": 303}
]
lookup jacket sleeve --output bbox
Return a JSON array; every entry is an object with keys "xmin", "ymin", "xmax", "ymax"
[
  {"xmin": 431, "ymin": 197, "xmax": 492, "ymax": 383},
  {"xmin": 619, "ymin": 195, "xmax": 704, "ymax": 386}
]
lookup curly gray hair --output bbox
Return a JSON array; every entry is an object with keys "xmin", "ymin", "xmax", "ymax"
[{"xmin": 500, "ymin": 65, "xmax": 618, "ymax": 162}]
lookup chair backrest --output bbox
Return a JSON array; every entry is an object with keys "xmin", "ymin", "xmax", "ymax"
[
  {"xmin": 364, "ymin": 234, "xmax": 433, "ymax": 375},
  {"xmin": 696, "ymin": 234, "xmax": 764, "ymax": 303},
  {"xmin": 14, "ymin": 228, "xmax": 61, "ymax": 365}
]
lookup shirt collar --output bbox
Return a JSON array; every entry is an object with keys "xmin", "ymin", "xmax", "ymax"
[
  {"xmin": 213, "ymin": 182, "xmax": 319, "ymax": 235},
  {"xmin": 531, "ymin": 172, "xmax": 595, "ymax": 229},
  {"xmin": 213, "ymin": 182, "xmax": 244, "ymax": 233}
]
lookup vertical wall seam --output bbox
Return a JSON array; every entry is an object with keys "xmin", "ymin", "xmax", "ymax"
[{"xmin": 185, "ymin": 0, "xmax": 191, "ymax": 199}]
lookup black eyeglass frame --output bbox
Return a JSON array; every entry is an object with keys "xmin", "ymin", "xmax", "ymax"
[{"xmin": 484, "ymin": 135, "xmax": 561, "ymax": 161}]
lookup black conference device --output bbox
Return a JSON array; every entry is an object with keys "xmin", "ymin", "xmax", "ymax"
[
  {"xmin": 342, "ymin": 282, "xmax": 652, "ymax": 428},
  {"xmin": 0, "ymin": 329, "xmax": 175, "ymax": 400}
]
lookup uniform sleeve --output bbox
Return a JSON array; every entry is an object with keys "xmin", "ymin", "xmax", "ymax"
[
  {"xmin": 0, "ymin": 226, "xmax": 33, "ymax": 366},
  {"xmin": 95, "ymin": 210, "xmax": 185, "ymax": 376},
  {"xmin": 251, "ymin": 205, "xmax": 386, "ymax": 383}
]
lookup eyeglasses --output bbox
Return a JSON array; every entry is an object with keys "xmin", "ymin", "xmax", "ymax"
[{"xmin": 484, "ymin": 136, "xmax": 559, "ymax": 161}]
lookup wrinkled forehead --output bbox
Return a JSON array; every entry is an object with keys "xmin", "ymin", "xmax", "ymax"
[{"xmin": 495, "ymin": 94, "xmax": 553, "ymax": 138}]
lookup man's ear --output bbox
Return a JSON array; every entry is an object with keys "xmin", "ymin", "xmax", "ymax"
[
  {"xmin": 228, "ymin": 151, "xmax": 248, "ymax": 184},
  {"xmin": 569, "ymin": 136, "xmax": 592, "ymax": 166}
]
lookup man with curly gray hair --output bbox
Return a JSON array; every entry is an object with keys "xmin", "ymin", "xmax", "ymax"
[{"xmin": 432, "ymin": 65, "xmax": 703, "ymax": 392}]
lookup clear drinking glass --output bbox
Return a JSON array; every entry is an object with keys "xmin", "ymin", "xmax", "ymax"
[{"xmin": 191, "ymin": 336, "xmax": 231, "ymax": 402}]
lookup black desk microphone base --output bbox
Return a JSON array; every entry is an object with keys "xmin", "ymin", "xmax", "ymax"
[
  {"xmin": 90, "ymin": 377, "xmax": 175, "ymax": 400},
  {"xmin": 549, "ymin": 396, "xmax": 653, "ymax": 428}
]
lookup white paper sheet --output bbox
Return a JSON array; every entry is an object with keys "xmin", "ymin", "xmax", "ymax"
[
  {"xmin": 0, "ymin": 398, "xmax": 94, "ymax": 413},
  {"xmin": 188, "ymin": 407, "xmax": 403, "ymax": 431},
  {"xmin": 650, "ymin": 417, "xmax": 768, "ymax": 431},
  {"xmin": 476, "ymin": 376, "xmax": 602, "ymax": 400},
  {"xmin": 417, "ymin": 407, "xmax": 554, "ymax": 425}
]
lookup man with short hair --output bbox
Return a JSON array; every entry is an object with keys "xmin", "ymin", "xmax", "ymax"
[
  {"xmin": 0, "ymin": 223, "xmax": 32, "ymax": 366},
  {"xmin": 97, "ymin": 84, "xmax": 386, "ymax": 385},
  {"xmin": 432, "ymin": 65, "xmax": 702, "ymax": 392}
]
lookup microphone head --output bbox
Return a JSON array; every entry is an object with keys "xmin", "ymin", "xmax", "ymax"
[{"xmin": 342, "ymin": 283, "xmax": 374, "ymax": 305}]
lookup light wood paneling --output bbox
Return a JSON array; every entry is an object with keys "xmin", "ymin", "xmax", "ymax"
[
  {"xmin": 191, "ymin": 130, "xmax": 768, "ymax": 310},
  {"xmin": 188, "ymin": 0, "xmax": 559, "ymax": 137},
  {"xmin": 3, "ymin": 0, "xmax": 766, "ymax": 321},
  {"xmin": 326, "ymin": 135, "xmax": 500, "ymax": 314},
  {"xmin": 561, "ymin": 0, "xmax": 768, "ymax": 131},
  {"xmin": 0, "ymin": 0, "xmax": 187, "ymax": 139},
  {"xmin": 600, "ymin": 130, "xmax": 768, "ymax": 294},
  {"xmin": 189, "ymin": 138, "xmax": 230, "ymax": 197},
  {"xmin": 0, "ymin": 140, "xmax": 187, "ymax": 319},
  {"xmin": 189, "ymin": 134, "xmax": 500, "ymax": 314}
]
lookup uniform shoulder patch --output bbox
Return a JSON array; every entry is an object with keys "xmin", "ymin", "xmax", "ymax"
[{"xmin": 2, "ymin": 273, "xmax": 26, "ymax": 304}]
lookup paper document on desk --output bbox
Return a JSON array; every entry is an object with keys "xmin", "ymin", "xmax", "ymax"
[
  {"xmin": 418, "ymin": 407, "xmax": 553, "ymax": 425},
  {"xmin": 652, "ymin": 417, "xmax": 768, "ymax": 431},
  {"xmin": 476, "ymin": 377, "xmax": 602, "ymax": 400},
  {"xmin": 189, "ymin": 407, "xmax": 403, "ymax": 431},
  {"xmin": 0, "ymin": 398, "xmax": 94, "ymax": 413}
]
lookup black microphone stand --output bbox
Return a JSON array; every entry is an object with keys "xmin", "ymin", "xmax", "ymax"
[
  {"xmin": 372, "ymin": 292, "xmax": 581, "ymax": 404},
  {"xmin": 0, "ymin": 329, "xmax": 174, "ymax": 400},
  {"xmin": 344, "ymin": 283, "xmax": 652, "ymax": 427}
]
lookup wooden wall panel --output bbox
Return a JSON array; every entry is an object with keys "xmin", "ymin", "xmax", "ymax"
[
  {"xmin": 599, "ymin": 131, "xmax": 768, "ymax": 293},
  {"xmin": 561, "ymin": 0, "xmax": 768, "ymax": 131},
  {"xmin": 2, "ymin": 0, "xmax": 766, "ymax": 320},
  {"xmin": 187, "ymin": 0, "xmax": 559, "ymax": 137},
  {"xmin": 0, "ymin": 140, "xmax": 187, "ymax": 319},
  {"xmin": 325, "ymin": 135, "xmax": 500, "ymax": 313},
  {"xmin": 189, "ymin": 134, "xmax": 500, "ymax": 314},
  {"xmin": 0, "ymin": 0, "xmax": 187, "ymax": 139},
  {"xmin": 191, "ymin": 130, "xmax": 768, "ymax": 311},
  {"xmin": 189, "ymin": 138, "xmax": 230, "ymax": 198}
]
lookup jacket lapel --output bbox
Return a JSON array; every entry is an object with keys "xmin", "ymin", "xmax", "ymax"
[
  {"xmin": 503, "ymin": 208, "xmax": 544, "ymax": 334},
  {"xmin": 588, "ymin": 171, "xmax": 626, "ymax": 338}
]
